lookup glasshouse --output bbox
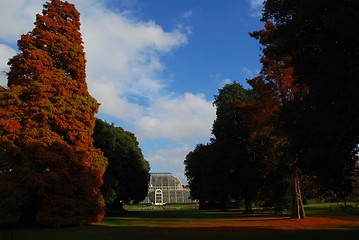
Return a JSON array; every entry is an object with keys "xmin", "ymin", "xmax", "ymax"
[{"xmin": 142, "ymin": 173, "xmax": 192, "ymax": 205}]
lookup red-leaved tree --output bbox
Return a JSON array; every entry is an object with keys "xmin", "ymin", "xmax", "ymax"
[
  {"xmin": 0, "ymin": 0, "xmax": 107, "ymax": 226},
  {"xmin": 236, "ymin": 21, "xmax": 306, "ymax": 219}
]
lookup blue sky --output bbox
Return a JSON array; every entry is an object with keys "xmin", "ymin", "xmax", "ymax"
[{"xmin": 0, "ymin": 0, "xmax": 264, "ymax": 183}]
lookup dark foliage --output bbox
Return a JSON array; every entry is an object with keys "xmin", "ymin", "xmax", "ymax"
[{"xmin": 93, "ymin": 119, "xmax": 150, "ymax": 210}]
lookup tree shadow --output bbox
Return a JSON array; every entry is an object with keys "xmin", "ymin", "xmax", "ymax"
[{"xmin": 11, "ymin": 225, "xmax": 359, "ymax": 240}]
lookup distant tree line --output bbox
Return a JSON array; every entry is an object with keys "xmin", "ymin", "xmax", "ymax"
[{"xmin": 185, "ymin": 0, "xmax": 359, "ymax": 219}]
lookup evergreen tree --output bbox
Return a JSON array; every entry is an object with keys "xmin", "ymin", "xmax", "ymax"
[
  {"xmin": 0, "ymin": 0, "xmax": 107, "ymax": 225},
  {"xmin": 212, "ymin": 83, "xmax": 259, "ymax": 213},
  {"xmin": 184, "ymin": 143, "xmax": 218, "ymax": 209}
]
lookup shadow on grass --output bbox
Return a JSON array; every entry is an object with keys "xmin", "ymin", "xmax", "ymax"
[
  {"xmin": 105, "ymin": 209, "xmax": 288, "ymax": 220},
  {"xmin": 11, "ymin": 225, "xmax": 359, "ymax": 240},
  {"xmin": 6, "ymin": 207, "xmax": 359, "ymax": 240}
]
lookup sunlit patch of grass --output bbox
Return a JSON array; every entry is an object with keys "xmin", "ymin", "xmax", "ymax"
[{"xmin": 304, "ymin": 202, "xmax": 359, "ymax": 216}]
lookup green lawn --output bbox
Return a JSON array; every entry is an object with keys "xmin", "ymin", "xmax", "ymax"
[
  {"xmin": 7, "ymin": 226, "xmax": 359, "ymax": 240},
  {"xmin": 3, "ymin": 203, "xmax": 359, "ymax": 240},
  {"xmin": 304, "ymin": 202, "xmax": 359, "ymax": 216}
]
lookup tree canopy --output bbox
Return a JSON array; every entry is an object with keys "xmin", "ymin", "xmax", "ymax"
[
  {"xmin": 93, "ymin": 119, "xmax": 150, "ymax": 210},
  {"xmin": 186, "ymin": 1, "xmax": 359, "ymax": 218},
  {"xmin": 0, "ymin": 0, "xmax": 107, "ymax": 226},
  {"xmin": 263, "ymin": 0, "xmax": 359, "ymax": 198},
  {"xmin": 185, "ymin": 83, "xmax": 263, "ymax": 212}
]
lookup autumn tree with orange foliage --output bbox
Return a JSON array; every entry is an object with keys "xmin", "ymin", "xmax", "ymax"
[
  {"xmin": 0, "ymin": 0, "xmax": 107, "ymax": 225},
  {"xmin": 237, "ymin": 21, "xmax": 301, "ymax": 138},
  {"xmin": 235, "ymin": 21, "xmax": 306, "ymax": 218}
]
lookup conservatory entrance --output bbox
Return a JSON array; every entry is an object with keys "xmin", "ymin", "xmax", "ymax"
[{"xmin": 155, "ymin": 189, "xmax": 163, "ymax": 205}]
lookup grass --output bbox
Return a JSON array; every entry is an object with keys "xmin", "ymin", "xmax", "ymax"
[
  {"xmin": 7, "ymin": 226, "xmax": 359, "ymax": 240},
  {"xmin": 304, "ymin": 202, "xmax": 359, "ymax": 216},
  {"xmin": 3, "ymin": 203, "xmax": 359, "ymax": 240}
]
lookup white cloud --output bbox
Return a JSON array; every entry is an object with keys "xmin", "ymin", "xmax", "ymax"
[
  {"xmin": 0, "ymin": 1, "xmax": 42, "ymax": 87},
  {"xmin": 0, "ymin": 44, "xmax": 16, "ymax": 87},
  {"xmin": 182, "ymin": 10, "xmax": 193, "ymax": 19},
  {"xmin": 136, "ymin": 93, "xmax": 215, "ymax": 143},
  {"xmin": 0, "ymin": 0, "xmax": 42, "ymax": 44},
  {"xmin": 242, "ymin": 66, "xmax": 260, "ymax": 79},
  {"xmin": 248, "ymin": 0, "xmax": 263, "ymax": 18},
  {"xmin": 78, "ymin": 3, "xmax": 190, "ymax": 122},
  {"xmin": 249, "ymin": 0, "xmax": 263, "ymax": 9},
  {"xmin": 76, "ymin": 2, "xmax": 213, "ymax": 155},
  {"xmin": 89, "ymin": 80, "xmax": 142, "ymax": 122},
  {"xmin": 211, "ymin": 73, "xmax": 235, "ymax": 88},
  {"xmin": 146, "ymin": 146, "xmax": 192, "ymax": 184}
]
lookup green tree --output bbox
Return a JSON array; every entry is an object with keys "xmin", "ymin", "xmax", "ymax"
[
  {"xmin": 186, "ymin": 142, "xmax": 236, "ymax": 211},
  {"xmin": 184, "ymin": 144, "xmax": 205, "ymax": 203},
  {"xmin": 0, "ymin": 0, "xmax": 107, "ymax": 225},
  {"xmin": 184, "ymin": 83, "xmax": 258, "ymax": 212},
  {"xmin": 93, "ymin": 119, "xmax": 150, "ymax": 210},
  {"xmin": 212, "ymin": 82, "xmax": 262, "ymax": 213},
  {"xmin": 185, "ymin": 82, "xmax": 263, "ymax": 213},
  {"xmin": 263, "ymin": 0, "xmax": 359, "ymax": 201},
  {"xmin": 185, "ymin": 83, "xmax": 262, "ymax": 212}
]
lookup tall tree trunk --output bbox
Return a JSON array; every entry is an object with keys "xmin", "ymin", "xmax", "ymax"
[
  {"xmin": 244, "ymin": 199, "xmax": 253, "ymax": 214},
  {"xmin": 290, "ymin": 172, "xmax": 306, "ymax": 219},
  {"xmin": 119, "ymin": 201, "xmax": 124, "ymax": 211},
  {"xmin": 199, "ymin": 199, "xmax": 205, "ymax": 210},
  {"xmin": 220, "ymin": 195, "xmax": 228, "ymax": 212}
]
